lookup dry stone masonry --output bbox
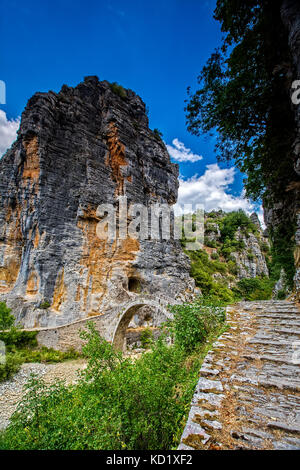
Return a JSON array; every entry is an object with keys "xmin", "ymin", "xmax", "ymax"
[
  {"xmin": 179, "ymin": 300, "xmax": 300, "ymax": 450},
  {"xmin": 0, "ymin": 76, "xmax": 194, "ymax": 329}
]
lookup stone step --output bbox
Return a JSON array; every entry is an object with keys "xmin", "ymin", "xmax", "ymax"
[{"xmin": 179, "ymin": 300, "xmax": 300, "ymax": 450}]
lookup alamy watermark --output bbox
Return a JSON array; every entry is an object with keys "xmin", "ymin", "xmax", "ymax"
[
  {"xmin": 95, "ymin": 197, "xmax": 204, "ymax": 250},
  {"xmin": 291, "ymin": 80, "xmax": 300, "ymax": 105},
  {"xmin": 292, "ymin": 341, "xmax": 300, "ymax": 365},
  {"xmin": 0, "ymin": 340, "xmax": 6, "ymax": 365},
  {"xmin": 0, "ymin": 80, "xmax": 6, "ymax": 105}
]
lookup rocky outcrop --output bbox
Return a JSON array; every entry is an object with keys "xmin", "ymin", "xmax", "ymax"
[
  {"xmin": 261, "ymin": 0, "xmax": 300, "ymax": 298},
  {"xmin": 204, "ymin": 222, "xmax": 221, "ymax": 244},
  {"xmin": 203, "ymin": 211, "xmax": 269, "ymax": 280},
  {"xmin": 0, "ymin": 76, "xmax": 194, "ymax": 328},
  {"xmin": 231, "ymin": 228, "xmax": 269, "ymax": 280},
  {"xmin": 281, "ymin": 0, "xmax": 300, "ymax": 299}
]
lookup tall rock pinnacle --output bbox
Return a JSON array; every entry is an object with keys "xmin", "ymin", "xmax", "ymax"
[{"xmin": 0, "ymin": 76, "xmax": 194, "ymax": 328}]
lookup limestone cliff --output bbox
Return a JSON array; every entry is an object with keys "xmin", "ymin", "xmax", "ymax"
[
  {"xmin": 280, "ymin": 0, "xmax": 300, "ymax": 298},
  {"xmin": 0, "ymin": 76, "xmax": 194, "ymax": 328},
  {"xmin": 203, "ymin": 211, "xmax": 269, "ymax": 281}
]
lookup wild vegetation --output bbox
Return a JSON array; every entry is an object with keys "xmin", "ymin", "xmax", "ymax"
[
  {"xmin": 183, "ymin": 210, "xmax": 277, "ymax": 302},
  {"xmin": 0, "ymin": 303, "xmax": 79, "ymax": 383},
  {"xmin": 0, "ymin": 299, "xmax": 226, "ymax": 450},
  {"xmin": 109, "ymin": 81, "xmax": 127, "ymax": 99}
]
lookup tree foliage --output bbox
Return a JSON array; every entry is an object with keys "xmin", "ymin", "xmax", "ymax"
[
  {"xmin": 185, "ymin": 0, "xmax": 297, "ymax": 283},
  {"xmin": 0, "ymin": 302, "xmax": 15, "ymax": 331},
  {"xmin": 185, "ymin": 0, "xmax": 295, "ymax": 201},
  {"xmin": 219, "ymin": 210, "xmax": 257, "ymax": 241}
]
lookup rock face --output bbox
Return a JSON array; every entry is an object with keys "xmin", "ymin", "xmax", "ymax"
[
  {"xmin": 262, "ymin": 1, "xmax": 300, "ymax": 298},
  {"xmin": 0, "ymin": 76, "xmax": 194, "ymax": 328},
  {"xmin": 204, "ymin": 211, "xmax": 269, "ymax": 280},
  {"xmin": 281, "ymin": 0, "xmax": 300, "ymax": 299},
  {"xmin": 231, "ymin": 228, "xmax": 269, "ymax": 279}
]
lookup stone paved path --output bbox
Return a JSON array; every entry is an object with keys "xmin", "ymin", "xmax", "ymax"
[{"xmin": 178, "ymin": 300, "xmax": 300, "ymax": 450}]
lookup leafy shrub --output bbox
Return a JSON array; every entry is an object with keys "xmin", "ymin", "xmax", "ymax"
[
  {"xmin": 211, "ymin": 260, "xmax": 227, "ymax": 274},
  {"xmin": 208, "ymin": 284, "xmax": 236, "ymax": 303},
  {"xmin": 261, "ymin": 242, "xmax": 270, "ymax": 253},
  {"xmin": 0, "ymin": 354, "xmax": 21, "ymax": 382},
  {"xmin": 153, "ymin": 128, "xmax": 163, "ymax": 141},
  {"xmin": 205, "ymin": 223, "xmax": 219, "ymax": 233},
  {"xmin": 204, "ymin": 237, "xmax": 217, "ymax": 248},
  {"xmin": 140, "ymin": 328, "xmax": 153, "ymax": 348},
  {"xmin": 235, "ymin": 277, "xmax": 274, "ymax": 301},
  {"xmin": 276, "ymin": 289, "xmax": 286, "ymax": 300},
  {"xmin": 227, "ymin": 260, "xmax": 238, "ymax": 275},
  {"xmin": 0, "ymin": 329, "xmax": 38, "ymax": 351},
  {"xmin": 219, "ymin": 210, "xmax": 257, "ymax": 241},
  {"xmin": 39, "ymin": 301, "xmax": 50, "ymax": 309},
  {"xmin": 269, "ymin": 223, "xmax": 296, "ymax": 289},
  {"xmin": 169, "ymin": 299, "xmax": 225, "ymax": 353},
  {"xmin": 109, "ymin": 82, "xmax": 127, "ymax": 99},
  {"xmin": 210, "ymin": 252, "xmax": 219, "ymax": 260},
  {"xmin": 188, "ymin": 249, "xmax": 237, "ymax": 302},
  {"xmin": 220, "ymin": 237, "xmax": 245, "ymax": 259},
  {"xmin": 0, "ymin": 302, "xmax": 15, "ymax": 330}
]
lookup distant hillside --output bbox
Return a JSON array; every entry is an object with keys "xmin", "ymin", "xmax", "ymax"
[{"xmin": 183, "ymin": 210, "xmax": 279, "ymax": 303}]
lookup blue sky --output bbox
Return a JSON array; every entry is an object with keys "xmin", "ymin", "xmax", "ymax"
[{"xmin": 0, "ymin": 0, "xmax": 262, "ymax": 219}]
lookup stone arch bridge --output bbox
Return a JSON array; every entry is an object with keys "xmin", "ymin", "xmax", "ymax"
[{"xmin": 29, "ymin": 295, "xmax": 176, "ymax": 352}]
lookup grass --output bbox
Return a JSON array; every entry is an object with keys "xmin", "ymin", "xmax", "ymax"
[{"xmin": 0, "ymin": 304, "xmax": 81, "ymax": 383}]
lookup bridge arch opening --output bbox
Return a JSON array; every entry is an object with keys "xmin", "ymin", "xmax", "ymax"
[{"xmin": 112, "ymin": 300, "xmax": 172, "ymax": 351}]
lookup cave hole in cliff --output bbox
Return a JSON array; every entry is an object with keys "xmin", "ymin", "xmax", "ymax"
[{"xmin": 128, "ymin": 277, "xmax": 141, "ymax": 293}]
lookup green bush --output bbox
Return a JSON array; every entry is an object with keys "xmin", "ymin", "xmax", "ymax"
[
  {"xmin": 204, "ymin": 237, "xmax": 217, "ymax": 248},
  {"xmin": 227, "ymin": 260, "xmax": 238, "ymax": 275},
  {"xmin": 109, "ymin": 82, "xmax": 127, "ymax": 99},
  {"xmin": 169, "ymin": 299, "xmax": 225, "ymax": 353},
  {"xmin": 153, "ymin": 128, "xmax": 163, "ymax": 141},
  {"xmin": 235, "ymin": 277, "xmax": 274, "ymax": 301},
  {"xmin": 188, "ymin": 249, "xmax": 237, "ymax": 302},
  {"xmin": 0, "ymin": 328, "xmax": 38, "ymax": 351},
  {"xmin": 205, "ymin": 223, "xmax": 219, "ymax": 233},
  {"xmin": 211, "ymin": 260, "xmax": 227, "ymax": 274},
  {"xmin": 140, "ymin": 328, "xmax": 153, "ymax": 349},
  {"xmin": 0, "ymin": 354, "xmax": 21, "ymax": 382},
  {"xmin": 219, "ymin": 210, "xmax": 257, "ymax": 241},
  {"xmin": 0, "ymin": 302, "xmax": 15, "ymax": 330},
  {"xmin": 269, "ymin": 223, "xmax": 296, "ymax": 289},
  {"xmin": 210, "ymin": 252, "xmax": 219, "ymax": 260},
  {"xmin": 276, "ymin": 289, "xmax": 286, "ymax": 300},
  {"xmin": 208, "ymin": 284, "xmax": 236, "ymax": 303},
  {"xmin": 261, "ymin": 242, "xmax": 270, "ymax": 253},
  {"xmin": 39, "ymin": 301, "xmax": 50, "ymax": 309}
]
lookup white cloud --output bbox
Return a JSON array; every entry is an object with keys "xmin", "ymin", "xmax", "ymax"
[
  {"xmin": 0, "ymin": 111, "xmax": 20, "ymax": 156},
  {"xmin": 177, "ymin": 163, "xmax": 255, "ymax": 214},
  {"xmin": 166, "ymin": 138, "xmax": 203, "ymax": 163},
  {"xmin": 257, "ymin": 206, "xmax": 266, "ymax": 229}
]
